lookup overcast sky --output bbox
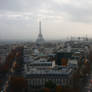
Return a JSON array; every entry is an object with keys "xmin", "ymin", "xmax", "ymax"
[{"xmin": 0, "ymin": 0, "xmax": 92, "ymax": 41}]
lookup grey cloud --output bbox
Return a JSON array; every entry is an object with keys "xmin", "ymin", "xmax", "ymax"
[
  {"xmin": 0, "ymin": 0, "xmax": 92, "ymax": 23},
  {"xmin": 50, "ymin": 0, "xmax": 92, "ymax": 23},
  {"xmin": 0, "ymin": 0, "xmax": 92, "ymax": 40},
  {"xmin": 0, "ymin": 0, "xmax": 22, "ymax": 11},
  {"xmin": 0, "ymin": 0, "xmax": 52, "ymax": 12}
]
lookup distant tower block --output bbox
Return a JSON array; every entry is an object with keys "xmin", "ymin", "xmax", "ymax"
[{"xmin": 36, "ymin": 21, "xmax": 45, "ymax": 44}]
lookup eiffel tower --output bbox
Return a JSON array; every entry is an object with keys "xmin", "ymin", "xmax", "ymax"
[{"xmin": 36, "ymin": 21, "xmax": 45, "ymax": 44}]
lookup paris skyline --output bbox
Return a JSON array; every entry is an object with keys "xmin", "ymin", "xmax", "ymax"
[{"xmin": 0, "ymin": 0, "xmax": 92, "ymax": 41}]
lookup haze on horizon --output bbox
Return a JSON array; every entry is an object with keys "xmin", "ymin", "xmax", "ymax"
[{"xmin": 0, "ymin": 0, "xmax": 92, "ymax": 41}]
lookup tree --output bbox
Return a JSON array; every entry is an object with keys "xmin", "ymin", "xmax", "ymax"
[
  {"xmin": 72, "ymin": 71, "xmax": 80, "ymax": 89},
  {"xmin": 56, "ymin": 85, "xmax": 62, "ymax": 92},
  {"xmin": 61, "ymin": 58, "xmax": 68, "ymax": 66},
  {"xmin": 45, "ymin": 80, "xmax": 56, "ymax": 89},
  {"xmin": 41, "ymin": 88, "xmax": 50, "ymax": 92},
  {"xmin": 10, "ymin": 77, "xmax": 27, "ymax": 92}
]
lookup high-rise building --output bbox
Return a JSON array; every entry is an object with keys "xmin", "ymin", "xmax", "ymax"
[{"xmin": 36, "ymin": 21, "xmax": 45, "ymax": 44}]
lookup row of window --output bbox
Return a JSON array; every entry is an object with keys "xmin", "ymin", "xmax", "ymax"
[
  {"xmin": 29, "ymin": 78, "xmax": 72, "ymax": 87},
  {"xmin": 28, "ymin": 74, "xmax": 71, "ymax": 77},
  {"xmin": 29, "ymin": 64, "xmax": 52, "ymax": 66}
]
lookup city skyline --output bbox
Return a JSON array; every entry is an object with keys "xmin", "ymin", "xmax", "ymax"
[{"xmin": 0, "ymin": 0, "xmax": 92, "ymax": 41}]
